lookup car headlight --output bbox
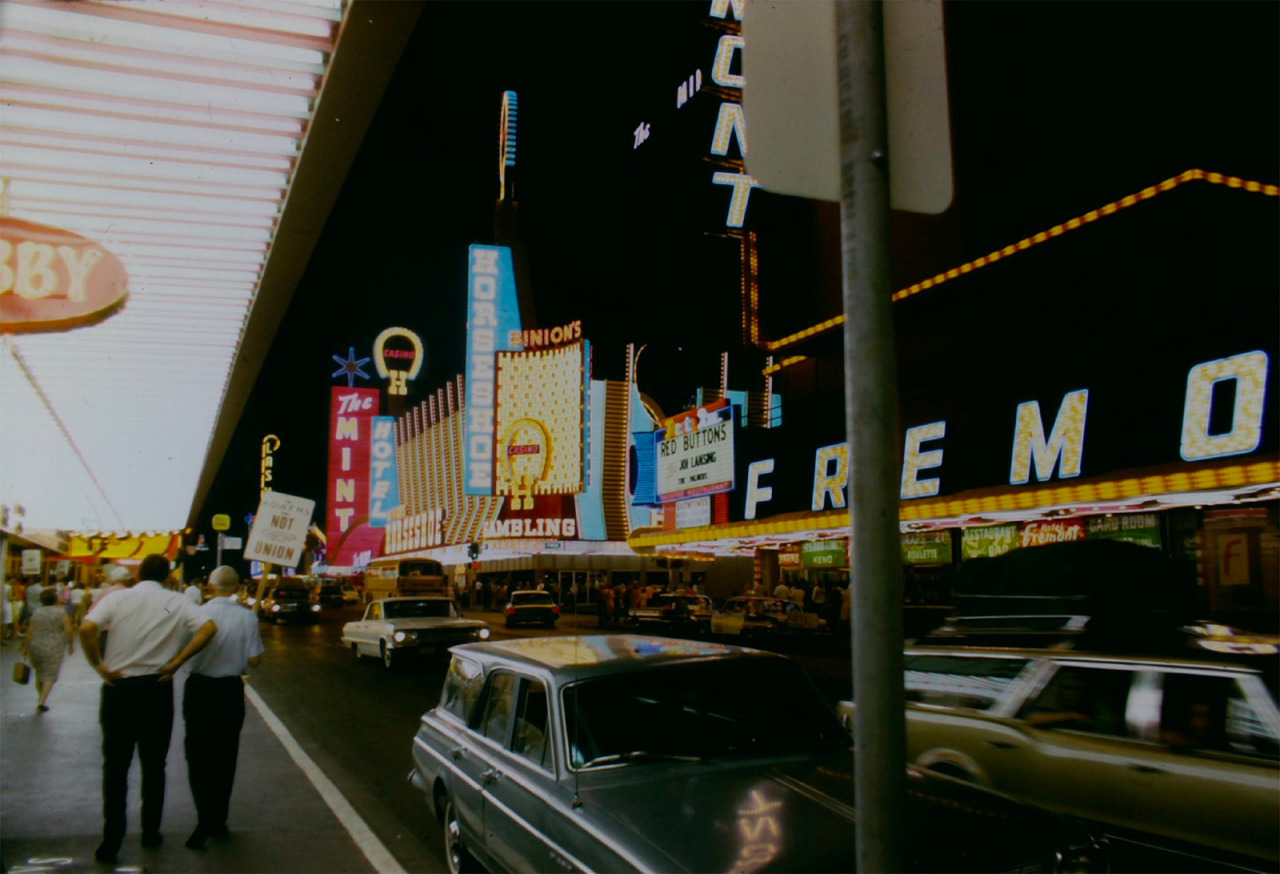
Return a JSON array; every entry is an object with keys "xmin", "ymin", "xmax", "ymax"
[
  {"xmin": 270, "ymin": 604, "xmax": 280, "ymax": 612},
  {"xmin": 477, "ymin": 627, "xmax": 491, "ymax": 640},
  {"xmin": 394, "ymin": 631, "xmax": 417, "ymax": 642},
  {"xmin": 311, "ymin": 604, "xmax": 321, "ymax": 612}
]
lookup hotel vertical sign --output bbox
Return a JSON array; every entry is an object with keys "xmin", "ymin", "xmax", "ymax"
[
  {"xmin": 464, "ymin": 244, "xmax": 523, "ymax": 496},
  {"xmin": 326, "ymin": 386, "xmax": 379, "ymax": 565}
]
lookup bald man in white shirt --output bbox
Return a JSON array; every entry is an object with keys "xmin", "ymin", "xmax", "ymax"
[
  {"xmin": 182, "ymin": 565, "xmax": 264, "ymax": 850},
  {"xmin": 80, "ymin": 553, "xmax": 216, "ymax": 865}
]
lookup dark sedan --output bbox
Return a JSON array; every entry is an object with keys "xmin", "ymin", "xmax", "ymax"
[{"xmin": 502, "ymin": 589, "xmax": 559, "ymax": 628}]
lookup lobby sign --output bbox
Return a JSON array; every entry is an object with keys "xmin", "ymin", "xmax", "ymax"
[
  {"xmin": 0, "ymin": 217, "xmax": 129, "ymax": 333},
  {"xmin": 1087, "ymin": 514, "xmax": 1162, "ymax": 549},
  {"xmin": 245, "ymin": 491, "xmax": 315, "ymax": 567}
]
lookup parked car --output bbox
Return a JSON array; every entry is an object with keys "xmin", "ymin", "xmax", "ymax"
[
  {"xmin": 259, "ymin": 582, "xmax": 320, "ymax": 623},
  {"xmin": 340, "ymin": 583, "xmax": 361, "ymax": 604},
  {"xmin": 502, "ymin": 589, "xmax": 559, "ymax": 628},
  {"xmin": 710, "ymin": 594, "xmax": 826, "ymax": 639},
  {"xmin": 316, "ymin": 581, "xmax": 345, "ymax": 607},
  {"xmin": 627, "ymin": 592, "xmax": 714, "ymax": 634},
  {"xmin": 341, "ymin": 597, "xmax": 490, "ymax": 669},
  {"xmin": 838, "ymin": 642, "xmax": 1280, "ymax": 870},
  {"xmin": 410, "ymin": 634, "xmax": 1107, "ymax": 874}
]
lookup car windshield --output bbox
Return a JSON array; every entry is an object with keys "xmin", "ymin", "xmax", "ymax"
[
  {"xmin": 513, "ymin": 592, "xmax": 554, "ymax": 606},
  {"xmin": 272, "ymin": 588, "xmax": 307, "ymax": 599},
  {"xmin": 401, "ymin": 561, "xmax": 442, "ymax": 576},
  {"xmin": 563, "ymin": 658, "xmax": 849, "ymax": 768},
  {"xmin": 384, "ymin": 600, "xmax": 456, "ymax": 619}
]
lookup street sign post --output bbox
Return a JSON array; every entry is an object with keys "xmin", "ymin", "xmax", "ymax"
[{"xmin": 742, "ymin": 0, "xmax": 952, "ymax": 213}]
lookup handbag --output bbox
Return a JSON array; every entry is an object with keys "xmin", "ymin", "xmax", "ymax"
[{"xmin": 13, "ymin": 661, "xmax": 31, "ymax": 685}]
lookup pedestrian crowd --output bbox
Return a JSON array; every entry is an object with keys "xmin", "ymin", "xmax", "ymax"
[{"xmin": 8, "ymin": 556, "xmax": 264, "ymax": 867}]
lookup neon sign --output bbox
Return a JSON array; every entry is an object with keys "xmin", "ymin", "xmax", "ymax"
[
  {"xmin": 260, "ymin": 434, "xmax": 280, "ymax": 497},
  {"xmin": 372, "ymin": 327, "xmax": 423, "ymax": 396},
  {"xmin": 0, "ymin": 216, "xmax": 128, "ymax": 333},
  {"xmin": 464, "ymin": 245, "xmax": 523, "ymax": 496}
]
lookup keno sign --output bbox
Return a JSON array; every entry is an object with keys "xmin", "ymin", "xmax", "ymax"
[{"xmin": 0, "ymin": 217, "xmax": 129, "ymax": 333}]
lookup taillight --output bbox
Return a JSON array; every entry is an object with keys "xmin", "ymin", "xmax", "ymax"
[
  {"xmin": 553, "ymin": 605, "xmax": 560, "ymax": 614},
  {"xmin": 507, "ymin": 606, "xmax": 515, "ymax": 615}
]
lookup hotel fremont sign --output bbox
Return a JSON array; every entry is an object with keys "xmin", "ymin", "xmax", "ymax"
[{"xmin": 0, "ymin": 217, "xmax": 129, "ymax": 333}]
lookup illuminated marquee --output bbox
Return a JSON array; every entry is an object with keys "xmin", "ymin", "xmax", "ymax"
[
  {"xmin": 493, "ymin": 341, "xmax": 587, "ymax": 509},
  {"xmin": 656, "ymin": 399, "xmax": 735, "ymax": 502},
  {"xmin": 383, "ymin": 508, "xmax": 444, "ymax": 554},
  {"xmin": 464, "ymin": 245, "xmax": 523, "ymax": 496},
  {"xmin": 735, "ymin": 349, "xmax": 1274, "ymax": 520},
  {"xmin": 260, "ymin": 434, "xmax": 279, "ymax": 496}
]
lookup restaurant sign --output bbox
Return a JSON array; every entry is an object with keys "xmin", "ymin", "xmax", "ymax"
[{"xmin": 1, "ymin": 217, "xmax": 129, "ymax": 333}]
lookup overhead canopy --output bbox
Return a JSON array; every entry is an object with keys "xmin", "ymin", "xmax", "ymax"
[{"xmin": 0, "ymin": 0, "xmax": 420, "ymax": 538}]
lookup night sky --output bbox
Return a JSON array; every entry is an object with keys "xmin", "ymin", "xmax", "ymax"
[{"xmin": 193, "ymin": 1, "xmax": 1278, "ymax": 562}]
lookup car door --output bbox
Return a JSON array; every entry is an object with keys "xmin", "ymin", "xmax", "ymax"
[
  {"xmin": 1006, "ymin": 661, "xmax": 1155, "ymax": 833},
  {"xmin": 1116, "ymin": 667, "xmax": 1280, "ymax": 863},
  {"xmin": 458, "ymin": 670, "xmax": 564, "ymax": 873},
  {"xmin": 354, "ymin": 602, "xmax": 379, "ymax": 653}
]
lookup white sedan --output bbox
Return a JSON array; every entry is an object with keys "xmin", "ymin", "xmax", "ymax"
[{"xmin": 341, "ymin": 596, "xmax": 491, "ymax": 669}]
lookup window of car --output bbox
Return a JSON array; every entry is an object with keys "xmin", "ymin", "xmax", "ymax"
[
  {"xmin": 513, "ymin": 679, "xmax": 551, "ymax": 771},
  {"xmin": 385, "ymin": 599, "xmax": 455, "ymax": 619},
  {"xmin": 1157, "ymin": 670, "xmax": 1279, "ymax": 759},
  {"xmin": 1016, "ymin": 664, "xmax": 1136, "ymax": 738},
  {"xmin": 562, "ymin": 657, "xmax": 849, "ymax": 769},
  {"xmin": 440, "ymin": 655, "xmax": 485, "ymax": 724},
  {"xmin": 512, "ymin": 592, "xmax": 553, "ymax": 606},
  {"xmin": 480, "ymin": 671, "xmax": 519, "ymax": 745},
  {"xmin": 368, "ymin": 603, "xmax": 382, "ymax": 621},
  {"xmin": 272, "ymin": 587, "xmax": 308, "ymax": 600},
  {"xmin": 904, "ymin": 654, "xmax": 1031, "ymax": 711}
]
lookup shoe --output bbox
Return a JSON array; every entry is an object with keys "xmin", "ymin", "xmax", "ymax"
[
  {"xmin": 141, "ymin": 832, "xmax": 163, "ymax": 847},
  {"xmin": 94, "ymin": 842, "xmax": 119, "ymax": 864},
  {"xmin": 185, "ymin": 828, "xmax": 207, "ymax": 850},
  {"xmin": 37, "ymin": 704, "xmax": 49, "ymax": 712},
  {"xmin": 209, "ymin": 823, "xmax": 230, "ymax": 838}
]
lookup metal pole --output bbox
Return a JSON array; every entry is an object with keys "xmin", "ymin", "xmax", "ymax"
[
  {"xmin": 216, "ymin": 532, "xmax": 224, "ymax": 568},
  {"xmin": 835, "ymin": 2, "xmax": 905, "ymax": 872}
]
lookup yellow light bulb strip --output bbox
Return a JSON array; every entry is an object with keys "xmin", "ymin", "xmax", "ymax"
[
  {"xmin": 762, "ymin": 355, "xmax": 808, "ymax": 376},
  {"xmin": 627, "ymin": 459, "xmax": 1280, "ymax": 549},
  {"xmin": 764, "ymin": 169, "xmax": 1278, "ymax": 356}
]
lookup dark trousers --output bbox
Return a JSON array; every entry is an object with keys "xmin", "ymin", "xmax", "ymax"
[
  {"xmin": 100, "ymin": 675, "xmax": 173, "ymax": 845},
  {"xmin": 183, "ymin": 673, "xmax": 245, "ymax": 831}
]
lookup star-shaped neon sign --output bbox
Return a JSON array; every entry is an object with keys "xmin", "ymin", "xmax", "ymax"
[{"xmin": 331, "ymin": 346, "xmax": 371, "ymax": 387}]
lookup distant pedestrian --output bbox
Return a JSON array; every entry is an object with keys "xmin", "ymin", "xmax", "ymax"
[
  {"xmin": 24, "ymin": 577, "xmax": 44, "ymax": 629},
  {"xmin": 182, "ymin": 566, "xmax": 264, "ymax": 850},
  {"xmin": 183, "ymin": 579, "xmax": 203, "ymax": 605},
  {"xmin": 22, "ymin": 587, "xmax": 74, "ymax": 712},
  {"xmin": 80, "ymin": 553, "xmax": 216, "ymax": 865},
  {"xmin": 2, "ymin": 577, "xmax": 14, "ymax": 643}
]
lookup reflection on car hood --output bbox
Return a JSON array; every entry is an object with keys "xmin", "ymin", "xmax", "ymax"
[{"xmin": 576, "ymin": 753, "xmax": 1087, "ymax": 872}]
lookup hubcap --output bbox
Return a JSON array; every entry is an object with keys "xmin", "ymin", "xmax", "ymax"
[{"xmin": 445, "ymin": 801, "xmax": 463, "ymax": 874}]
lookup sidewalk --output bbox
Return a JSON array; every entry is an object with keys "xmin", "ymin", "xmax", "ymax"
[{"xmin": 1, "ymin": 641, "xmax": 380, "ymax": 874}]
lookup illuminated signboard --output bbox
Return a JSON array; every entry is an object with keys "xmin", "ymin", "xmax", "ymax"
[
  {"xmin": 368, "ymin": 416, "xmax": 400, "ymax": 527},
  {"xmin": 372, "ymin": 326, "xmax": 423, "ymax": 396},
  {"xmin": 961, "ymin": 524, "xmax": 1019, "ymax": 560},
  {"xmin": 902, "ymin": 531, "xmax": 953, "ymax": 565},
  {"xmin": 656, "ymin": 399, "xmax": 735, "ymax": 503},
  {"xmin": 326, "ymin": 386, "xmax": 384, "ymax": 567},
  {"xmin": 493, "ymin": 342, "xmax": 587, "ymax": 509},
  {"xmin": 0, "ymin": 216, "xmax": 129, "ymax": 333},
  {"xmin": 1086, "ymin": 513, "xmax": 1162, "ymax": 549},
  {"xmin": 706, "ymin": 4, "xmax": 756, "ymax": 229},
  {"xmin": 464, "ymin": 244, "xmax": 523, "ymax": 496},
  {"xmin": 260, "ymin": 434, "xmax": 279, "ymax": 496}
]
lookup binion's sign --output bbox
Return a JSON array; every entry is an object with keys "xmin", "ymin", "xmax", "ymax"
[{"xmin": 0, "ymin": 217, "xmax": 129, "ymax": 333}]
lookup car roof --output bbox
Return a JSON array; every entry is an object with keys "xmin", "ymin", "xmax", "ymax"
[
  {"xmin": 449, "ymin": 633, "xmax": 778, "ymax": 675},
  {"xmin": 905, "ymin": 643, "xmax": 1279, "ymax": 677}
]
